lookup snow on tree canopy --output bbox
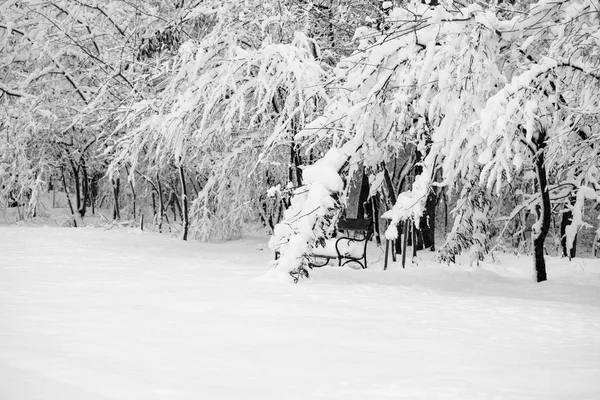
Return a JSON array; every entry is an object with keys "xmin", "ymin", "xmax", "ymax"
[{"xmin": 269, "ymin": 0, "xmax": 600, "ymax": 281}]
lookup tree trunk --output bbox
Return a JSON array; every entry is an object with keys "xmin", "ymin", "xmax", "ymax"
[
  {"xmin": 125, "ymin": 165, "xmax": 136, "ymax": 221},
  {"xmin": 347, "ymin": 165, "xmax": 365, "ymax": 219},
  {"xmin": 417, "ymin": 191, "xmax": 436, "ymax": 251},
  {"xmin": 384, "ymin": 237, "xmax": 390, "ymax": 270},
  {"xmin": 443, "ymin": 189, "xmax": 448, "ymax": 230},
  {"xmin": 327, "ymin": 0, "xmax": 335, "ymax": 49},
  {"xmin": 80, "ymin": 157, "xmax": 89, "ymax": 218},
  {"xmin": 413, "ymin": 148, "xmax": 436, "ymax": 252},
  {"xmin": 372, "ymin": 197, "xmax": 381, "ymax": 246},
  {"xmin": 533, "ymin": 137, "xmax": 550, "ymax": 283},
  {"xmin": 358, "ymin": 170, "xmax": 370, "ymax": 219},
  {"xmin": 152, "ymin": 192, "xmax": 157, "ymax": 220},
  {"xmin": 61, "ymin": 166, "xmax": 77, "ymax": 227},
  {"xmin": 179, "ymin": 166, "xmax": 189, "ymax": 241},
  {"xmin": 89, "ymin": 172, "xmax": 101, "ymax": 216},
  {"xmin": 290, "ymin": 139, "xmax": 303, "ymax": 186},
  {"xmin": 560, "ymin": 197, "xmax": 577, "ymax": 259},
  {"xmin": 383, "ymin": 163, "xmax": 401, "ymax": 256},
  {"xmin": 401, "ymin": 219, "xmax": 409, "ymax": 268},
  {"xmin": 112, "ymin": 177, "xmax": 121, "ymax": 221},
  {"xmin": 169, "ymin": 192, "xmax": 181, "ymax": 222},
  {"xmin": 69, "ymin": 158, "xmax": 81, "ymax": 217},
  {"xmin": 190, "ymin": 177, "xmax": 200, "ymax": 197},
  {"xmin": 396, "ymin": 221, "xmax": 402, "ymax": 255},
  {"xmin": 412, "ymin": 221, "xmax": 418, "ymax": 258},
  {"xmin": 156, "ymin": 174, "xmax": 164, "ymax": 233}
]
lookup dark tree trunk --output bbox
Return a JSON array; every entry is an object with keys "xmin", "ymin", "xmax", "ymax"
[
  {"xmin": 61, "ymin": 166, "xmax": 77, "ymax": 227},
  {"xmin": 372, "ymin": 197, "xmax": 381, "ymax": 246},
  {"xmin": 327, "ymin": 0, "xmax": 335, "ymax": 49},
  {"xmin": 412, "ymin": 222, "xmax": 418, "ymax": 258},
  {"xmin": 289, "ymin": 142, "xmax": 296, "ymax": 184},
  {"xmin": 190, "ymin": 177, "xmax": 200, "ymax": 197},
  {"xmin": 533, "ymin": 136, "xmax": 550, "ymax": 283},
  {"xmin": 156, "ymin": 174, "xmax": 164, "ymax": 233},
  {"xmin": 412, "ymin": 148, "xmax": 435, "ymax": 252},
  {"xmin": 560, "ymin": 197, "xmax": 577, "ymax": 259},
  {"xmin": 112, "ymin": 177, "xmax": 121, "ymax": 221},
  {"xmin": 167, "ymin": 193, "xmax": 176, "ymax": 221},
  {"xmin": 152, "ymin": 192, "xmax": 157, "ymax": 220},
  {"xmin": 290, "ymin": 142, "xmax": 303, "ymax": 186},
  {"xmin": 89, "ymin": 172, "xmax": 101, "ymax": 216},
  {"xmin": 69, "ymin": 159, "xmax": 81, "ymax": 216},
  {"xmin": 79, "ymin": 157, "xmax": 89, "ymax": 218},
  {"xmin": 417, "ymin": 190, "xmax": 437, "ymax": 251},
  {"xmin": 169, "ymin": 192, "xmax": 183, "ymax": 222},
  {"xmin": 383, "ymin": 163, "xmax": 399, "ymax": 256},
  {"xmin": 125, "ymin": 165, "xmax": 136, "ymax": 221},
  {"xmin": 358, "ymin": 171, "xmax": 370, "ymax": 219},
  {"xmin": 179, "ymin": 166, "xmax": 189, "ymax": 241},
  {"xmin": 396, "ymin": 221, "xmax": 402, "ymax": 255},
  {"xmin": 401, "ymin": 219, "xmax": 409, "ymax": 268},
  {"xmin": 384, "ymin": 238, "xmax": 390, "ymax": 270}
]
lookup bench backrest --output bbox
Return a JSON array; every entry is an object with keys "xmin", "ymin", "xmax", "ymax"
[{"xmin": 337, "ymin": 218, "xmax": 372, "ymax": 232}]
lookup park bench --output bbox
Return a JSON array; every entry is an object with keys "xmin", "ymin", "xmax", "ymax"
[
  {"xmin": 307, "ymin": 218, "xmax": 373, "ymax": 270},
  {"xmin": 275, "ymin": 218, "xmax": 373, "ymax": 270}
]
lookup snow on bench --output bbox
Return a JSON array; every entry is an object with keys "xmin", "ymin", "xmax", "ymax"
[{"xmin": 309, "ymin": 218, "xmax": 373, "ymax": 270}]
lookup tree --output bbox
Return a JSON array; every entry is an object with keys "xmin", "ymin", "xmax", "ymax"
[
  {"xmin": 0, "ymin": 0, "xmax": 194, "ymax": 220},
  {"xmin": 108, "ymin": 0, "xmax": 331, "ymax": 240},
  {"xmin": 271, "ymin": 0, "xmax": 600, "ymax": 282}
]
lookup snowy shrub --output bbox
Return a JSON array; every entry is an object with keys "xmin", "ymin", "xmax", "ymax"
[{"xmin": 269, "ymin": 140, "xmax": 361, "ymax": 281}]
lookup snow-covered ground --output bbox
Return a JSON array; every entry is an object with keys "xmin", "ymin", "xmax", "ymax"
[{"xmin": 1, "ymin": 226, "xmax": 599, "ymax": 400}]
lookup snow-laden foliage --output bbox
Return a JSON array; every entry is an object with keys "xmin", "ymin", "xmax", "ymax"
[
  {"xmin": 273, "ymin": 0, "xmax": 600, "ymax": 280},
  {"xmin": 437, "ymin": 173, "xmax": 494, "ymax": 266},
  {"xmin": 565, "ymin": 186, "xmax": 599, "ymax": 254},
  {"xmin": 108, "ymin": 0, "xmax": 328, "ymax": 240},
  {"xmin": 0, "ymin": 0, "xmax": 187, "ymax": 213},
  {"xmin": 268, "ymin": 139, "xmax": 362, "ymax": 279}
]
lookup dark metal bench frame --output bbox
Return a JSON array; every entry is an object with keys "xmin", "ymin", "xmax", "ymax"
[{"xmin": 308, "ymin": 218, "xmax": 373, "ymax": 270}]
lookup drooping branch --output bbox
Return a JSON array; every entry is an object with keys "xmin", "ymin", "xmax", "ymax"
[
  {"xmin": 49, "ymin": 2, "xmax": 101, "ymax": 55},
  {"xmin": 0, "ymin": 84, "xmax": 24, "ymax": 98},
  {"xmin": 70, "ymin": 0, "xmax": 127, "ymax": 36}
]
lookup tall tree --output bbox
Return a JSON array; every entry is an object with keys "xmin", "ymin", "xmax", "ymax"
[
  {"xmin": 271, "ymin": 0, "xmax": 600, "ymax": 282},
  {"xmin": 109, "ymin": 0, "xmax": 329, "ymax": 240}
]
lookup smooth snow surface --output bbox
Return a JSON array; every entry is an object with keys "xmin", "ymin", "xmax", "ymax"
[{"xmin": 1, "ymin": 227, "xmax": 600, "ymax": 400}]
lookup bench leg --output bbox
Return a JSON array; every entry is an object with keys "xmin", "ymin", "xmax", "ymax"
[
  {"xmin": 340, "ymin": 258, "xmax": 365, "ymax": 270},
  {"xmin": 309, "ymin": 257, "xmax": 331, "ymax": 268}
]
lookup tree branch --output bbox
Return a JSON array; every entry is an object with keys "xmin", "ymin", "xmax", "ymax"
[{"xmin": 0, "ymin": 83, "xmax": 24, "ymax": 98}]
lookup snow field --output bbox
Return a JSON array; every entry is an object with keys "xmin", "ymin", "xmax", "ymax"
[{"xmin": 1, "ymin": 227, "xmax": 599, "ymax": 399}]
